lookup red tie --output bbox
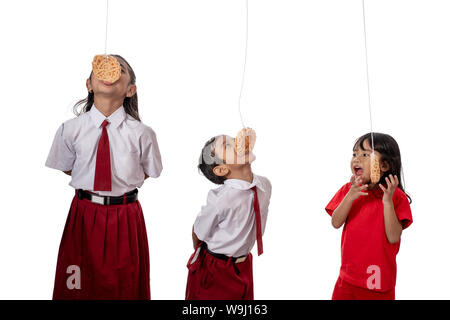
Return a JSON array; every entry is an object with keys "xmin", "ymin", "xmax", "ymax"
[
  {"xmin": 93, "ymin": 120, "xmax": 112, "ymax": 191},
  {"xmin": 251, "ymin": 186, "xmax": 263, "ymax": 256}
]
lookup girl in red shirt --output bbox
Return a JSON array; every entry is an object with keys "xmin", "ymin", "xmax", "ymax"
[{"xmin": 326, "ymin": 133, "xmax": 412, "ymax": 300}]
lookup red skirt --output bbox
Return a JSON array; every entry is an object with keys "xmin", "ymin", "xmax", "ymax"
[
  {"xmin": 185, "ymin": 245, "xmax": 254, "ymax": 300},
  {"xmin": 52, "ymin": 194, "xmax": 150, "ymax": 300}
]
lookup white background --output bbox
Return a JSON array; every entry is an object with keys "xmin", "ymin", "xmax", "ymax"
[{"xmin": 0, "ymin": 0, "xmax": 449, "ymax": 299}]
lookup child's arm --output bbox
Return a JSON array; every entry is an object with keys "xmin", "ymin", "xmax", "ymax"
[
  {"xmin": 191, "ymin": 189, "xmax": 221, "ymax": 249},
  {"xmin": 379, "ymin": 175, "xmax": 403, "ymax": 244},
  {"xmin": 331, "ymin": 176, "xmax": 368, "ymax": 229},
  {"xmin": 140, "ymin": 126, "xmax": 163, "ymax": 179},
  {"xmin": 192, "ymin": 226, "xmax": 200, "ymax": 249},
  {"xmin": 46, "ymin": 123, "xmax": 75, "ymax": 173}
]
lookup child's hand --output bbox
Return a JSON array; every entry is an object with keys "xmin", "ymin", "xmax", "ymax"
[
  {"xmin": 379, "ymin": 174, "xmax": 398, "ymax": 204},
  {"xmin": 347, "ymin": 175, "xmax": 368, "ymax": 201}
]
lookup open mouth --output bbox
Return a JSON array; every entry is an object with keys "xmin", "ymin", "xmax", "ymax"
[{"xmin": 354, "ymin": 166, "xmax": 363, "ymax": 176}]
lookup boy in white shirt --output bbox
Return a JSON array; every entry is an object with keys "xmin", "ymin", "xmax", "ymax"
[{"xmin": 185, "ymin": 134, "xmax": 271, "ymax": 300}]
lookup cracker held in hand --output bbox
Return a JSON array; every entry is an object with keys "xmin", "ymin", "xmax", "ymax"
[
  {"xmin": 92, "ymin": 55, "xmax": 121, "ymax": 83},
  {"xmin": 235, "ymin": 127, "xmax": 256, "ymax": 156},
  {"xmin": 370, "ymin": 152, "xmax": 381, "ymax": 184}
]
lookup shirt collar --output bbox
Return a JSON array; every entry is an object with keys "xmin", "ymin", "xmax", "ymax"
[
  {"xmin": 89, "ymin": 105, "xmax": 126, "ymax": 129},
  {"xmin": 224, "ymin": 174, "xmax": 266, "ymax": 192}
]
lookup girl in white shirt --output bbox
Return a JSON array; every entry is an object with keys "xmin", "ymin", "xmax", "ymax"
[
  {"xmin": 186, "ymin": 135, "xmax": 271, "ymax": 300},
  {"xmin": 46, "ymin": 55, "xmax": 162, "ymax": 300}
]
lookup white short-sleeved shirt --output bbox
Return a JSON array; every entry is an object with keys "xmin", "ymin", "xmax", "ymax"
[
  {"xmin": 45, "ymin": 105, "xmax": 163, "ymax": 196},
  {"xmin": 193, "ymin": 174, "xmax": 272, "ymax": 257}
]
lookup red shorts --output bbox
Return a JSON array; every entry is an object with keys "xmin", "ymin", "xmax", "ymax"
[
  {"xmin": 52, "ymin": 194, "xmax": 150, "ymax": 300},
  {"xmin": 185, "ymin": 245, "xmax": 254, "ymax": 300},
  {"xmin": 332, "ymin": 277, "xmax": 395, "ymax": 300}
]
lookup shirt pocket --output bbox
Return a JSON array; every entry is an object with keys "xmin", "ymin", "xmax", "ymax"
[
  {"xmin": 73, "ymin": 135, "xmax": 97, "ymax": 160},
  {"xmin": 113, "ymin": 142, "xmax": 142, "ymax": 182}
]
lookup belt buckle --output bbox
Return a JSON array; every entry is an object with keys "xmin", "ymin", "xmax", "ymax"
[
  {"xmin": 91, "ymin": 195, "xmax": 105, "ymax": 205},
  {"xmin": 235, "ymin": 256, "xmax": 246, "ymax": 264}
]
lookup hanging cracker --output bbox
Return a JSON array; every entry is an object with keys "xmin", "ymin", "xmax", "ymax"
[
  {"xmin": 92, "ymin": 54, "xmax": 121, "ymax": 83},
  {"xmin": 370, "ymin": 152, "xmax": 381, "ymax": 184},
  {"xmin": 235, "ymin": 127, "xmax": 256, "ymax": 156}
]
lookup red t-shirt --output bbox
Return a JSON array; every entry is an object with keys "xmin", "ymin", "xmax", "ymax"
[{"xmin": 326, "ymin": 183, "xmax": 413, "ymax": 292}]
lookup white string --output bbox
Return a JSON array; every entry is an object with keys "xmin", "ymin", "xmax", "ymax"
[
  {"xmin": 361, "ymin": 0, "xmax": 375, "ymax": 151},
  {"xmin": 238, "ymin": 0, "xmax": 249, "ymax": 129},
  {"xmin": 104, "ymin": 0, "xmax": 109, "ymax": 57}
]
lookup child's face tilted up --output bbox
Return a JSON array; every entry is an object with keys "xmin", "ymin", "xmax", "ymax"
[
  {"xmin": 212, "ymin": 135, "xmax": 256, "ymax": 177},
  {"xmin": 198, "ymin": 134, "xmax": 257, "ymax": 184},
  {"xmin": 86, "ymin": 56, "xmax": 136, "ymax": 101},
  {"xmin": 351, "ymin": 138, "xmax": 388, "ymax": 187}
]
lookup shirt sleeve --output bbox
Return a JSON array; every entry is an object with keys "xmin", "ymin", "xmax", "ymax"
[
  {"xmin": 325, "ymin": 183, "xmax": 351, "ymax": 216},
  {"xmin": 193, "ymin": 190, "xmax": 223, "ymax": 241},
  {"xmin": 140, "ymin": 126, "xmax": 163, "ymax": 178},
  {"xmin": 263, "ymin": 177, "xmax": 272, "ymax": 199},
  {"xmin": 45, "ymin": 123, "xmax": 76, "ymax": 171},
  {"xmin": 260, "ymin": 177, "xmax": 272, "ymax": 235},
  {"xmin": 393, "ymin": 189, "xmax": 413, "ymax": 229}
]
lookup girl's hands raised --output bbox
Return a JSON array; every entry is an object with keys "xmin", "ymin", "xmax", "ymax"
[
  {"xmin": 331, "ymin": 175, "xmax": 368, "ymax": 229},
  {"xmin": 347, "ymin": 175, "xmax": 368, "ymax": 201},
  {"xmin": 379, "ymin": 174, "xmax": 399, "ymax": 204}
]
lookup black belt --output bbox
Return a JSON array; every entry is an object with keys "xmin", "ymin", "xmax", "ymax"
[
  {"xmin": 76, "ymin": 189, "xmax": 138, "ymax": 205},
  {"xmin": 203, "ymin": 243, "xmax": 248, "ymax": 264}
]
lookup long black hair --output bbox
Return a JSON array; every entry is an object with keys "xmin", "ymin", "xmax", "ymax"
[
  {"xmin": 354, "ymin": 132, "xmax": 411, "ymax": 203},
  {"xmin": 73, "ymin": 54, "xmax": 140, "ymax": 121},
  {"xmin": 198, "ymin": 136, "xmax": 226, "ymax": 185}
]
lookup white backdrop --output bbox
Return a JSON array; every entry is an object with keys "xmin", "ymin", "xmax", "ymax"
[{"xmin": 0, "ymin": 0, "xmax": 449, "ymax": 299}]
